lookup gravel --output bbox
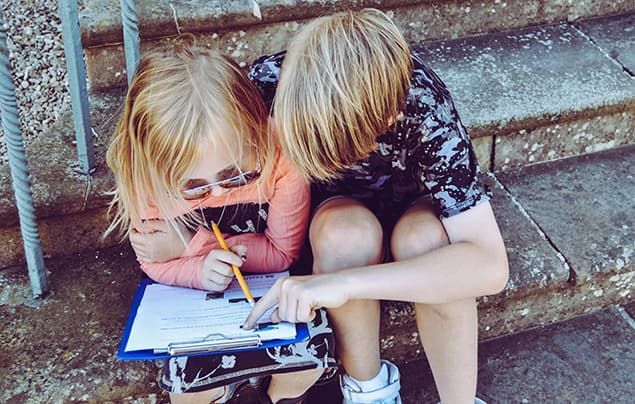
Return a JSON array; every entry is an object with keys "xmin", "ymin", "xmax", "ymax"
[{"xmin": 0, "ymin": 0, "xmax": 70, "ymax": 164}]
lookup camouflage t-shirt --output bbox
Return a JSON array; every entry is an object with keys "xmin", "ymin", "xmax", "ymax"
[{"xmin": 248, "ymin": 50, "xmax": 491, "ymax": 220}]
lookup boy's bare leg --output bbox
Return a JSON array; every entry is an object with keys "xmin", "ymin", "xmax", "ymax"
[
  {"xmin": 268, "ymin": 368, "xmax": 325, "ymax": 402},
  {"xmin": 390, "ymin": 202, "xmax": 478, "ymax": 404},
  {"xmin": 169, "ymin": 388, "xmax": 224, "ymax": 404},
  {"xmin": 310, "ymin": 197, "xmax": 385, "ymax": 380}
]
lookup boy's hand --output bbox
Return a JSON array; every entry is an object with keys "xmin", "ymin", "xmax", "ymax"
[
  {"xmin": 200, "ymin": 245, "xmax": 247, "ymax": 292},
  {"xmin": 130, "ymin": 219, "xmax": 192, "ymax": 263},
  {"xmin": 242, "ymin": 274, "xmax": 349, "ymax": 328}
]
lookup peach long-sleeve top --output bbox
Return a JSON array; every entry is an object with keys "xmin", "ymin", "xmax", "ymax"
[{"xmin": 138, "ymin": 151, "xmax": 310, "ymax": 290}]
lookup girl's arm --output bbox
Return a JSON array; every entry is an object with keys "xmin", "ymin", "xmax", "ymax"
[
  {"xmin": 139, "ymin": 254, "xmax": 207, "ymax": 289},
  {"xmin": 138, "ymin": 228, "xmax": 247, "ymax": 291},
  {"xmin": 132, "ymin": 158, "xmax": 309, "ymax": 284},
  {"xmin": 225, "ymin": 159, "xmax": 310, "ymax": 272},
  {"xmin": 244, "ymin": 201, "xmax": 509, "ymax": 326}
]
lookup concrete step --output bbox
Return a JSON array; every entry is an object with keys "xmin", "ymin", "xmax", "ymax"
[
  {"xmin": 79, "ymin": 0, "xmax": 635, "ymax": 91},
  {"xmin": 0, "ymin": 15, "xmax": 632, "ymax": 268},
  {"xmin": 1, "ymin": 146, "xmax": 632, "ymax": 402}
]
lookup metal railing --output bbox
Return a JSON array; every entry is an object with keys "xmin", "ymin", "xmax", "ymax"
[
  {"xmin": 0, "ymin": 10, "xmax": 47, "ymax": 297},
  {"xmin": 0, "ymin": 1, "xmax": 141, "ymax": 297}
]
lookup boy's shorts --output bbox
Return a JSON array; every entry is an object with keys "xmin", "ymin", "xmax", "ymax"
[
  {"xmin": 312, "ymin": 184, "xmax": 433, "ymax": 235},
  {"xmin": 310, "ymin": 187, "xmax": 434, "ymax": 264}
]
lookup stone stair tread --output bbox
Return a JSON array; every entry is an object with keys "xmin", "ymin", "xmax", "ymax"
[
  {"xmin": 79, "ymin": 0, "xmax": 635, "ymax": 47},
  {"xmin": 415, "ymin": 22, "xmax": 635, "ymax": 136},
  {"xmin": 0, "ymin": 245, "xmax": 158, "ymax": 402},
  {"xmin": 400, "ymin": 305, "xmax": 635, "ymax": 403},
  {"xmin": 497, "ymin": 144, "xmax": 634, "ymax": 284},
  {"xmin": 80, "ymin": 1, "xmax": 635, "ymax": 91},
  {"xmin": 575, "ymin": 11, "xmax": 635, "ymax": 74}
]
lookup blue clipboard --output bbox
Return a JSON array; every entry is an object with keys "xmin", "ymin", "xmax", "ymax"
[{"xmin": 117, "ymin": 278, "xmax": 310, "ymax": 361}]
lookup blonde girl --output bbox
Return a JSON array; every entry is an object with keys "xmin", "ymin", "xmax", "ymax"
[{"xmin": 106, "ymin": 45, "xmax": 335, "ymax": 404}]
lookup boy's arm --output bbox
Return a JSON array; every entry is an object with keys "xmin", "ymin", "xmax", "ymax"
[
  {"xmin": 245, "ymin": 201, "xmax": 508, "ymax": 326},
  {"xmin": 343, "ymin": 200, "xmax": 508, "ymax": 302}
]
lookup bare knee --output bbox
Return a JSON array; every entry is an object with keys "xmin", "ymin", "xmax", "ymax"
[
  {"xmin": 310, "ymin": 199, "xmax": 383, "ymax": 273},
  {"xmin": 391, "ymin": 205, "xmax": 449, "ymax": 261}
]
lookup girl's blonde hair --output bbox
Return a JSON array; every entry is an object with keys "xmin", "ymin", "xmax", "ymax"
[
  {"xmin": 275, "ymin": 8, "xmax": 413, "ymax": 182},
  {"xmin": 105, "ymin": 45, "xmax": 274, "ymax": 238}
]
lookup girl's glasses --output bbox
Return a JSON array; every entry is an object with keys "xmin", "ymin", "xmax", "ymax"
[{"xmin": 181, "ymin": 160, "xmax": 261, "ymax": 200}]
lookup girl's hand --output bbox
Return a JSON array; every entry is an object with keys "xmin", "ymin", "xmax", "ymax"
[
  {"xmin": 201, "ymin": 245, "xmax": 248, "ymax": 292},
  {"xmin": 242, "ymin": 274, "xmax": 350, "ymax": 328},
  {"xmin": 130, "ymin": 219, "xmax": 192, "ymax": 263}
]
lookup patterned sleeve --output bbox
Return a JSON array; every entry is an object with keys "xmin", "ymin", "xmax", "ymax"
[
  {"xmin": 248, "ymin": 51, "xmax": 285, "ymax": 114},
  {"xmin": 411, "ymin": 61, "xmax": 491, "ymax": 219}
]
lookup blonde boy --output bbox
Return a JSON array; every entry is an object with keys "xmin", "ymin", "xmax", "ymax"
[{"xmin": 245, "ymin": 9, "xmax": 509, "ymax": 404}]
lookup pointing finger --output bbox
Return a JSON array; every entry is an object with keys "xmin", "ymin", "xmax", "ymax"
[{"xmin": 242, "ymin": 279, "xmax": 282, "ymax": 329}]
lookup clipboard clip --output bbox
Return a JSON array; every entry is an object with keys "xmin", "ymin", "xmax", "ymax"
[{"xmin": 160, "ymin": 333, "xmax": 263, "ymax": 356}]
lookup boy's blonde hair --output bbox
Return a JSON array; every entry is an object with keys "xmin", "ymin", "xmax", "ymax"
[
  {"xmin": 275, "ymin": 8, "xmax": 412, "ymax": 181},
  {"xmin": 105, "ymin": 45, "xmax": 274, "ymax": 238}
]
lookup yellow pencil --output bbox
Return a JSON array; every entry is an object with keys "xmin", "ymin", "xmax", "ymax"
[{"xmin": 211, "ymin": 222, "xmax": 255, "ymax": 306}]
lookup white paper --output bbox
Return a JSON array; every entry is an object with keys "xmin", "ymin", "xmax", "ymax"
[
  {"xmin": 125, "ymin": 272, "xmax": 294, "ymax": 352},
  {"xmin": 223, "ymin": 271, "xmax": 287, "ymax": 300}
]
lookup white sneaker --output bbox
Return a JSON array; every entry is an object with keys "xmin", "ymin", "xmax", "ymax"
[
  {"xmin": 438, "ymin": 397, "xmax": 487, "ymax": 404},
  {"xmin": 340, "ymin": 360, "xmax": 402, "ymax": 404}
]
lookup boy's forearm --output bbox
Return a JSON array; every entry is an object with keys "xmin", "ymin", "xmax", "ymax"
[{"xmin": 342, "ymin": 241, "xmax": 508, "ymax": 304}]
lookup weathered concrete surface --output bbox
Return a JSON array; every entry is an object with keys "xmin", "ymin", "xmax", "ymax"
[
  {"xmin": 0, "ymin": 245, "xmax": 163, "ymax": 403},
  {"xmin": 497, "ymin": 144, "xmax": 634, "ymax": 293},
  {"xmin": 0, "ymin": 90, "xmax": 123, "ymax": 226},
  {"xmin": 81, "ymin": 0, "xmax": 635, "ymax": 91},
  {"xmin": 415, "ymin": 23, "xmax": 635, "ymax": 169},
  {"xmin": 577, "ymin": 11, "xmax": 635, "ymax": 75},
  {"xmin": 0, "ymin": 208, "xmax": 117, "ymax": 270},
  {"xmin": 472, "ymin": 136, "xmax": 492, "ymax": 172},
  {"xmin": 0, "ymin": 90, "xmax": 124, "ymax": 268},
  {"xmin": 399, "ymin": 305, "xmax": 635, "ymax": 403},
  {"xmin": 494, "ymin": 110, "xmax": 634, "ymax": 170},
  {"xmin": 80, "ymin": 0, "xmax": 635, "ymax": 47}
]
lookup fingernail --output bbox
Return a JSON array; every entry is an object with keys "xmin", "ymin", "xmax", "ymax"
[{"xmin": 240, "ymin": 254, "xmax": 247, "ymax": 262}]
